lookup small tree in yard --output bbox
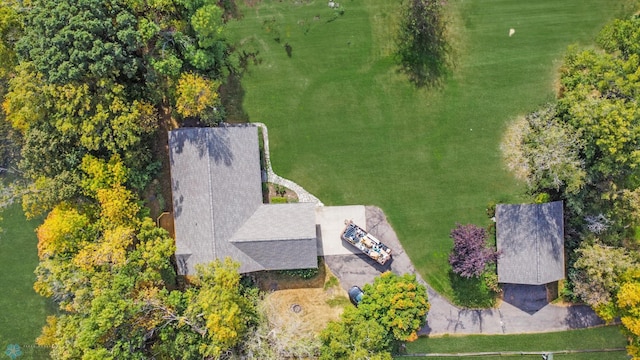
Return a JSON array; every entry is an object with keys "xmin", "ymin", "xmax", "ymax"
[
  {"xmin": 396, "ymin": 0, "xmax": 449, "ymax": 87},
  {"xmin": 449, "ymin": 224, "xmax": 499, "ymax": 278},
  {"xmin": 319, "ymin": 272, "xmax": 429, "ymax": 359}
]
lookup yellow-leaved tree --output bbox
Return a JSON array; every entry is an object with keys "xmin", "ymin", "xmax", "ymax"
[
  {"xmin": 175, "ymin": 72, "xmax": 220, "ymax": 125},
  {"xmin": 320, "ymin": 272, "xmax": 429, "ymax": 359},
  {"xmin": 617, "ymin": 269, "xmax": 640, "ymax": 359},
  {"xmin": 186, "ymin": 258, "xmax": 255, "ymax": 357}
]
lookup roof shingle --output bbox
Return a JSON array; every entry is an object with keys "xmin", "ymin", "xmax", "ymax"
[
  {"xmin": 496, "ymin": 201, "xmax": 564, "ymax": 285},
  {"xmin": 169, "ymin": 126, "xmax": 318, "ymax": 274}
]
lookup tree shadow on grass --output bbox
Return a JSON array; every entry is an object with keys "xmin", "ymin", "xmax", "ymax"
[
  {"xmin": 397, "ymin": 56, "xmax": 449, "ymax": 89},
  {"xmin": 396, "ymin": 0, "xmax": 450, "ymax": 89},
  {"xmin": 219, "ymin": 71, "xmax": 248, "ymax": 123},
  {"xmin": 220, "ymin": 50, "xmax": 262, "ymax": 123},
  {"xmin": 449, "ymin": 270, "xmax": 498, "ymax": 309}
]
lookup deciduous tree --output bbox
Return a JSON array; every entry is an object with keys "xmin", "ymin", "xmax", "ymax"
[
  {"xmin": 320, "ymin": 272, "xmax": 428, "ymax": 359},
  {"xmin": 396, "ymin": 0, "xmax": 449, "ymax": 87},
  {"xmin": 2, "ymin": 62, "xmax": 47, "ymax": 133},
  {"xmin": 1, "ymin": 0, "xmax": 240, "ymax": 357},
  {"xmin": 571, "ymin": 243, "xmax": 635, "ymax": 319},
  {"xmin": 0, "ymin": 2, "xmax": 22, "ymax": 170},
  {"xmin": 186, "ymin": 258, "xmax": 257, "ymax": 357},
  {"xmin": 502, "ymin": 23, "xmax": 640, "ymax": 348},
  {"xmin": 16, "ymin": 0, "xmax": 141, "ymax": 84},
  {"xmin": 320, "ymin": 310, "xmax": 392, "ymax": 360},
  {"xmin": 138, "ymin": 258, "xmax": 258, "ymax": 359},
  {"xmin": 36, "ymin": 204, "xmax": 94, "ymax": 260},
  {"xmin": 175, "ymin": 72, "xmax": 220, "ymax": 124},
  {"xmin": 613, "ymin": 268, "xmax": 640, "ymax": 359},
  {"xmin": 449, "ymin": 224, "xmax": 499, "ymax": 278},
  {"xmin": 501, "ymin": 105, "xmax": 585, "ymax": 194},
  {"xmin": 597, "ymin": 16, "xmax": 640, "ymax": 59},
  {"xmin": 360, "ymin": 272, "xmax": 429, "ymax": 342},
  {"xmin": 0, "ymin": 2, "xmax": 20, "ymax": 76}
]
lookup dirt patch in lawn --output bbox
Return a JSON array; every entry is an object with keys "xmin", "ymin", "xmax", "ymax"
[{"xmin": 262, "ymin": 263, "xmax": 349, "ymax": 335}]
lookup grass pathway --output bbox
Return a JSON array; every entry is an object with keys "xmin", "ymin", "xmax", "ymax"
[{"xmin": 228, "ymin": 0, "xmax": 635, "ymax": 298}]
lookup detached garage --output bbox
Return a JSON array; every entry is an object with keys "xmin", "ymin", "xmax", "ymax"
[{"xmin": 496, "ymin": 201, "xmax": 564, "ymax": 301}]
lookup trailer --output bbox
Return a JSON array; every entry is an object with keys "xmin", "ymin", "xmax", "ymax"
[{"xmin": 341, "ymin": 220, "xmax": 392, "ymax": 265}]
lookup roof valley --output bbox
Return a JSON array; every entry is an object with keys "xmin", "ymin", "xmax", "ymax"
[{"xmin": 169, "ymin": 126, "xmax": 318, "ymax": 274}]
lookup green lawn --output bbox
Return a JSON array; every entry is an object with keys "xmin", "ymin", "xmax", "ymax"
[
  {"xmin": 226, "ymin": 0, "xmax": 636, "ymax": 298},
  {"xmin": 398, "ymin": 326, "xmax": 628, "ymax": 359},
  {"xmin": 0, "ymin": 204, "xmax": 50, "ymax": 359}
]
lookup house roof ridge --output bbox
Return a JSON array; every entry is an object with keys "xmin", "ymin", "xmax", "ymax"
[
  {"xmin": 229, "ymin": 202, "xmax": 316, "ymax": 243},
  {"xmin": 205, "ymin": 129, "xmax": 217, "ymax": 262},
  {"xmin": 169, "ymin": 126, "xmax": 317, "ymax": 275},
  {"xmin": 535, "ymin": 204, "xmax": 541, "ymax": 284}
]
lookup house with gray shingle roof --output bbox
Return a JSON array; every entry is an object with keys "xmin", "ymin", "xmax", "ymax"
[
  {"xmin": 168, "ymin": 126, "xmax": 318, "ymax": 275},
  {"xmin": 496, "ymin": 201, "xmax": 564, "ymax": 285}
]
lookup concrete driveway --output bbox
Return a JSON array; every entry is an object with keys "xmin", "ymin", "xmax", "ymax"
[
  {"xmin": 315, "ymin": 205, "xmax": 366, "ymax": 256},
  {"xmin": 324, "ymin": 206, "xmax": 413, "ymax": 292},
  {"xmin": 323, "ymin": 206, "xmax": 606, "ymax": 336}
]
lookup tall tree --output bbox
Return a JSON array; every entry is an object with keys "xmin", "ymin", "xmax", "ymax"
[
  {"xmin": 3, "ymin": 68, "xmax": 160, "ymax": 216},
  {"xmin": 185, "ymin": 259, "xmax": 257, "ymax": 357},
  {"xmin": 0, "ymin": 2, "xmax": 22, "ymax": 171},
  {"xmin": 320, "ymin": 272, "xmax": 429, "ymax": 358},
  {"xmin": 616, "ymin": 268, "xmax": 640, "ymax": 359},
  {"xmin": 34, "ymin": 164, "xmax": 179, "ymax": 357},
  {"xmin": 16, "ymin": 0, "xmax": 141, "ymax": 84},
  {"xmin": 571, "ymin": 243, "xmax": 635, "ymax": 320},
  {"xmin": 12, "ymin": 0, "xmax": 230, "ymax": 108},
  {"xmin": 501, "ymin": 104, "xmax": 586, "ymax": 195},
  {"xmin": 396, "ymin": 0, "xmax": 449, "ymax": 87},
  {"xmin": 175, "ymin": 72, "xmax": 221, "ymax": 125},
  {"xmin": 320, "ymin": 310, "xmax": 392, "ymax": 360},
  {"xmin": 133, "ymin": 0, "xmax": 229, "ymax": 103},
  {"xmin": 0, "ymin": 2, "xmax": 21, "ymax": 78},
  {"xmin": 6, "ymin": 0, "xmax": 231, "ymax": 217},
  {"xmin": 140, "ymin": 259, "xmax": 259, "ymax": 359},
  {"xmin": 0, "ymin": 0, "xmax": 240, "ymax": 357}
]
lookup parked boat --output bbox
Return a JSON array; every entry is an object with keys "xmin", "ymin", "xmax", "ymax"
[{"xmin": 341, "ymin": 220, "xmax": 392, "ymax": 265}]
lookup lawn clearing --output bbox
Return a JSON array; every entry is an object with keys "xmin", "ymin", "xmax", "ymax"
[
  {"xmin": 226, "ymin": 0, "xmax": 637, "ymax": 299},
  {"xmin": 0, "ymin": 203, "xmax": 50, "ymax": 359},
  {"xmin": 398, "ymin": 325, "xmax": 628, "ymax": 359}
]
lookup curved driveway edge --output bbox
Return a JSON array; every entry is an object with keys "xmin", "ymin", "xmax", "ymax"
[
  {"xmin": 324, "ymin": 206, "xmax": 606, "ymax": 336},
  {"xmin": 253, "ymin": 121, "xmax": 605, "ymax": 336}
]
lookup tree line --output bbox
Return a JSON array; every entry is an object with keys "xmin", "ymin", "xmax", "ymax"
[
  {"xmin": 0, "ymin": 0, "xmax": 430, "ymax": 358},
  {"xmin": 501, "ymin": 14, "xmax": 640, "ymax": 358},
  {"xmin": 0, "ymin": 0, "xmax": 251, "ymax": 357}
]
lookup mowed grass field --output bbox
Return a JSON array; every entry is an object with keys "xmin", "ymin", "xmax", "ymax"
[
  {"xmin": 0, "ymin": 204, "xmax": 50, "ymax": 358},
  {"xmin": 399, "ymin": 325, "xmax": 628, "ymax": 359},
  {"xmin": 227, "ymin": 0, "xmax": 637, "ymax": 297}
]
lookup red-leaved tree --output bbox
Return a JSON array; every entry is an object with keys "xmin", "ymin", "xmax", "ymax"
[{"xmin": 449, "ymin": 224, "xmax": 500, "ymax": 278}]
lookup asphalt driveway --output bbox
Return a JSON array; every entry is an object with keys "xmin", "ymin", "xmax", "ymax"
[{"xmin": 323, "ymin": 206, "xmax": 605, "ymax": 336}]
